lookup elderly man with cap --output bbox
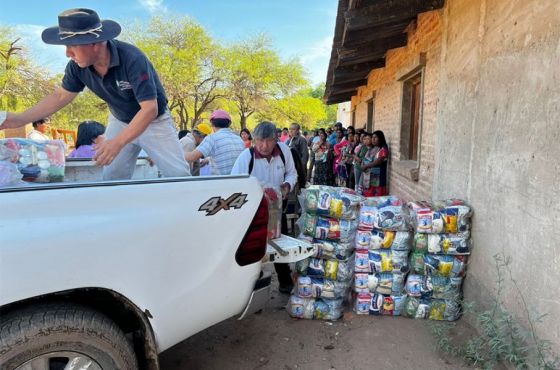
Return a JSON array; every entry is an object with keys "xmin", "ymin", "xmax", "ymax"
[
  {"xmin": 231, "ymin": 121, "xmax": 297, "ymax": 294},
  {"xmin": 0, "ymin": 8, "xmax": 190, "ymax": 179},
  {"xmin": 185, "ymin": 109, "xmax": 245, "ymax": 175},
  {"xmin": 180, "ymin": 123, "xmax": 212, "ymax": 176}
]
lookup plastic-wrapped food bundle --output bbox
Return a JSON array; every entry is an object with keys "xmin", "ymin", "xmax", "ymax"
[
  {"xmin": 297, "ymin": 256, "xmax": 354, "ymax": 282},
  {"xmin": 358, "ymin": 204, "xmax": 377, "ymax": 231},
  {"xmin": 405, "ymin": 274, "xmax": 463, "ymax": 300},
  {"xmin": 302, "ymin": 186, "xmax": 363, "ymax": 220},
  {"xmin": 413, "ymin": 231, "xmax": 471, "ymax": 255},
  {"xmin": 264, "ymin": 187, "xmax": 282, "ymax": 239},
  {"xmin": 408, "ymin": 199, "xmax": 472, "ymax": 234},
  {"xmin": 367, "ymin": 272, "xmax": 406, "ymax": 296},
  {"xmin": 368, "ymin": 250, "xmax": 410, "ymax": 274},
  {"xmin": 354, "ymin": 292, "xmax": 407, "ymax": 316},
  {"xmin": 301, "ymin": 214, "xmax": 339, "ymax": 240},
  {"xmin": 294, "ymin": 276, "xmax": 348, "ymax": 299},
  {"xmin": 361, "ymin": 196, "xmax": 410, "ymax": 231},
  {"xmin": 402, "ymin": 296, "xmax": 461, "ymax": 321},
  {"xmin": 368, "ymin": 230, "xmax": 412, "ymax": 251},
  {"xmin": 0, "ymin": 161, "xmax": 23, "ymax": 187},
  {"xmin": 426, "ymin": 233, "xmax": 471, "ymax": 254},
  {"xmin": 0, "ymin": 138, "xmax": 66, "ymax": 185},
  {"xmin": 410, "ymin": 254, "xmax": 468, "ymax": 276},
  {"xmin": 312, "ymin": 240, "xmax": 353, "ymax": 261},
  {"xmin": 423, "ymin": 254, "xmax": 468, "ymax": 278},
  {"xmin": 287, "ymin": 295, "xmax": 345, "ymax": 320},
  {"xmin": 300, "ymin": 213, "xmax": 358, "ymax": 241},
  {"xmin": 339, "ymin": 219, "xmax": 359, "ymax": 243}
]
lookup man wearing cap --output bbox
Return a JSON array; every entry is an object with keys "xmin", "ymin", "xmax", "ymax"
[
  {"xmin": 185, "ymin": 109, "xmax": 245, "ymax": 175},
  {"xmin": 180, "ymin": 123, "xmax": 211, "ymax": 176},
  {"xmin": 0, "ymin": 8, "xmax": 190, "ymax": 179}
]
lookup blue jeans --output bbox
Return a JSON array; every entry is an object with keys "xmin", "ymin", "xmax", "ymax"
[
  {"xmin": 354, "ymin": 166, "xmax": 362, "ymax": 192},
  {"xmin": 103, "ymin": 111, "xmax": 191, "ymax": 180}
]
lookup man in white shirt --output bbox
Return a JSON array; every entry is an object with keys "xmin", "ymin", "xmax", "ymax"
[
  {"xmin": 27, "ymin": 118, "xmax": 51, "ymax": 141},
  {"xmin": 231, "ymin": 121, "xmax": 297, "ymax": 293}
]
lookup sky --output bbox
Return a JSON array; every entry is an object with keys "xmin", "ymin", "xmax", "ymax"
[{"xmin": 0, "ymin": 0, "xmax": 337, "ymax": 85}]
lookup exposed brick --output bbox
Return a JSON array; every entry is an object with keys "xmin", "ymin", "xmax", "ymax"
[{"xmin": 349, "ymin": 10, "xmax": 443, "ymax": 200}]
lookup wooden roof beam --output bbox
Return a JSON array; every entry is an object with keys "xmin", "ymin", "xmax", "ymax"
[
  {"xmin": 338, "ymin": 33, "xmax": 408, "ymax": 59},
  {"xmin": 342, "ymin": 19, "xmax": 414, "ymax": 48},
  {"xmin": 326, "ymin": 93, "xmax": 355, "ymax": 104},
  {"xmin": 331, "ymin": 79, "xmax": 368, "ymax": 90},
  {"xmin": 345, "ymin": 0, "xmax": 445, "ymax": 31},
  {"xmin": 336, "ymin": 59, "xmax": 386, "ymax": 72}
]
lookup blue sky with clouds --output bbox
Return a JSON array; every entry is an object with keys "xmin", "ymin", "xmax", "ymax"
[{"xmin": 0, "ymin": 0, "xmax": 337, "ymax": 84}]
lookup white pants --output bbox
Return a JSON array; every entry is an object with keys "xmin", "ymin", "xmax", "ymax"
[{"xmin": 102, "ymin": 111, "xmax": 191, "ymax": 180}]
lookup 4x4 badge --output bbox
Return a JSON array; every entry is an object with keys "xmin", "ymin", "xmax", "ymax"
[{"xmin": 199, "ymin": 193, "xmax": 248, "ymax": 216}]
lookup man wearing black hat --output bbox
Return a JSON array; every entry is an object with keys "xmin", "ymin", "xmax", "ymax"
[{"xmin": 0, "ymin": 8, "xmax": 190, "ymax": 179}]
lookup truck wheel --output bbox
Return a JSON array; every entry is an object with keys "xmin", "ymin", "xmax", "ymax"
[{"xmin": 0, "ymin": 302, "xmax": 138, "ymax": 370}]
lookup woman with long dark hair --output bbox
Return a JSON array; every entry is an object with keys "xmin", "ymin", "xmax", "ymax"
[
  {"xmin": 240, "ymin": 128, "xmax": 252, "ymax": 148},
  {"xmin": 311, "ymin": 129, "xmax": 331, "ymax": 185},
  {"xmin": 360, "ymin": 130, "xmax": 389, "ymax": 197},
  {"xmin": 68, "ymin": 120, "xmax": 106, "ymax": 158}
]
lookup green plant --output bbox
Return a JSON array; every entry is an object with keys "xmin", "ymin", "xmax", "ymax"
[{"xmin": 430, "ymin": 254, "xmax": 559, "ymax": 370}]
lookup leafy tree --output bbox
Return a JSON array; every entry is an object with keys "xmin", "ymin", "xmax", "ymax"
[
  {"xmin": 223, "ymin": 35, "xmax": 308, "ymax": 129},
  {"xmin": 129, "ymin": 16, "xmax": 226, "ymax": 130},
  {"xmin": 0, "ymin": 27, "xmax": 54, "ymax": 113},
  {"xmin": 263, "ymin": 92, "xmax": 327, "ymax": 130},
  {"xmin": 310, "ymin": 82, "xmax": 337, "ymax": 127}
]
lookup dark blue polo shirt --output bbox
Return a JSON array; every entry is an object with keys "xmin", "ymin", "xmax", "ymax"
[{"xmin": 62, "ymin": 40, "xmax": 168, "ymax": 123}]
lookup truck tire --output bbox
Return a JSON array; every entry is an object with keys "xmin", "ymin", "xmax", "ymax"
[{"xmin": 0, "ymin": 302, "xmax": 138, "ymax": 370}]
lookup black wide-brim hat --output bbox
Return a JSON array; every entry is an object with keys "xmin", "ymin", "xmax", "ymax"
[{"xmin": 42, "ymin": 8, "xmax": 121, "ymax": 46}]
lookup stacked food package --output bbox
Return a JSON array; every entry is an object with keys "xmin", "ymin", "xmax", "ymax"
[
  {"xmin": 287, "ymin": 186, "xmax": 362, "ymax": 320},
  {"xmin": 0, "ymin": 138, "xmax": 66, "ymax": 186},
  {"xmin": 352, "ymin": 196, "xmax": 412, "ymax": 316},
  {"xmin": 402, "ymin": 199, "xmax": 473, "ymax": 321}
]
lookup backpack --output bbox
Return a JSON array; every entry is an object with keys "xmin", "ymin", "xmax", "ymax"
[{"xmin": 248, "ymin": 144, "xmax": 307, "ymax": 189}]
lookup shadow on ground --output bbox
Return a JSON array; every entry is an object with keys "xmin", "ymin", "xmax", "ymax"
[{"xmin": 159, "ymin": 276, "xmax": 474, "ymax": 370}]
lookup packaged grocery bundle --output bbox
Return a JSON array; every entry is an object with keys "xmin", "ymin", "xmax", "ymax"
[
  {"xmin": 287, "ymin": 295, "xmax": 345, "ymax": 320},
  {"xmin": 405, "ymin": 274, "xmax": 463, "ymax": 299},
  {"xmin": 264, "ymin": 187, "xmax": 282, "ymax": 239},
  {"xmin": 294, "ymin": 276, "xmax": 348, "ymax": 299},
  {"xmin": 409, "ymin": 254, "xmax": 468, "ymax": 277},
  {"xmin": 354, "ymin": 249, "xmax": 410, "ymax": 274},
  {"xmin": 401, "ymin": 273, "xmax": 463, "ymax": 321},
  {"xmin": 0, "ymin": 138, "xmax": 66, "ymax": 186},
  {"xmin": 289, "ymin": 256, "xmax": 353, "ymax": 321},
  {"xmin": 367, "ymin": 230, "xmax": 412, "ymax": 251},
  {"xmin": 412, "ymin": 232, "xmax": 471, "ymax": 255},
  {"xmin": 360, "ymin": 196, "xmax": 411, "ymax": 231},
  {"xmin": 312, "ymin": 240, "xmax": 354, "ymax": 261},
  {"xmin": 296, "ymin": 256, "xmax": 354, "ymax": 282},
  {"xmin": 301, "ymin": 185, "xmax": 363, "ymax": 220},
  {"xmin": 402, "ymin": 296, "xmax": 461, "ymax": 321},
  {"xmin": 300, "ymin": 213, "xmax": 358, "ymax": 242},
  {"xmin": 354, "ymin": 292, "xmax": 407, "ymax": 316},
  {"xmin": 408, "ymin": 199, "xmax": 472, "ymax": 234}
]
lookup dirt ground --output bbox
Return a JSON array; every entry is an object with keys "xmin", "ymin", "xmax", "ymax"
[{"xmin": 159, "ymin": 271, "xmax": 473, "ymax": 370}]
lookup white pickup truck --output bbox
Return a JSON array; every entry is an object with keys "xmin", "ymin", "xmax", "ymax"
[{"xmin": 0, "ymin": 173, "xmax": 313, "ymax": 370}]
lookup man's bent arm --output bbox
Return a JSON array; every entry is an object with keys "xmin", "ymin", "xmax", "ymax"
[
  {"xmin": 93, "ymin": 99, "xmax": 158, "ymax": 166},
  {"xmin": 0, "ymin": 87, "xmax": 77, "ymax": 130}
]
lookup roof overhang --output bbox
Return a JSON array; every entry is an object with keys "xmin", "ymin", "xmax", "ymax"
[{"xmin": 324, "ymin": 0, "xmax": 445, "ymax": 105}]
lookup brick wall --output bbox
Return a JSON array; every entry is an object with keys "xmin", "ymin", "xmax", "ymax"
[{"xmin": 350, "ymin": 11, "xmax": 443, "ymax": 201}]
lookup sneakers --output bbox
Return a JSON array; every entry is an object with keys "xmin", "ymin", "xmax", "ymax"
[{"xmin": 278, "ymin": 283, "xmax": 294, "ymax": 294}]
